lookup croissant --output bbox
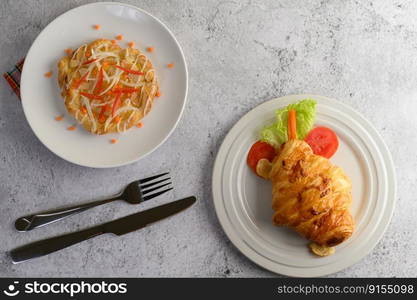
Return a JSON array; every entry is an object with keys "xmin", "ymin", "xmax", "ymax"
[{"xmin": 269, "ymin": 138, "xmax": 354, "ymax": 248}]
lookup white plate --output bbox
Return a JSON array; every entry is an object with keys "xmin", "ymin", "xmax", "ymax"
[
  {"xmin": 21, "ymin": 2, "xmax": 187, "ymax": 168},
  {"xmin": 212, "ymin": 94, "xmax": 396, "ymax": 277}
]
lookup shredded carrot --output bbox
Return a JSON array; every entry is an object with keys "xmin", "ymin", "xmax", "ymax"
[
  {"xmin": 94, "ymin": 68, "xmax": 104, "ymax": 94},
  {"xmin": 80, "ymin": 92, "xmax": 102, "ymax": 100},
  {"xmin": 82, "ymin": 58, "xmax": 98, "ymax": 65},
  {"xmin": 288, "ymin": 109, "xmax": 297, "ymax": 140},
  {"xmin": 128, "ymin": 41, "xmax": 135, "ymax": 48},
  {"xmin": 112, "ymin": 84, "xmax": 122, "ymax": 91},
  {"xmin": 111, "ymin": 39, "xmax": 117, "ymax": 45},
  {"xmin": 110, "ymin": 139, "xmax": 118, "ymax": 144},
  {"xmin": 65, "ymin": 48, "xmax": 73, "ymax": 56},
  {"xmin": 167, "ymin": 63, "xmax": 174, "ymax": 68},
  {"xmin": 111, "ymin": 92, "xmax": 123, "ymax": 117},
  {"xmin": 72, "ymin": 71, "xmax": 90, "ymax": 89},
  {"xmin": 93, "ymin": 24, "xmax": 101, "ymax": 30},
  {"xmin": 146, "ymin": 47, "xmax": 154, "ymax": 53},
  {"xmin": 111, "ymin": 87, "xmax": 140, "ymax": 94},
  {"xmin": 116, "ymin": 34, "xmax": 123, "ymax": 40},
  {"xmin": 136, "ymin": 122, "xmax": 143, "ymax": 128},
  {"xmin": 155, "ymin": 91, "xmax": 161, "ymax": 97},
  {"xmin": 114, "ymin": 65, "xmax": 144, "ymax": 75},
  {"xmin": 67, "ymin": 125, "xmax": 76, "ymax": 131},
  {"xmin": 54, "ymin": 115, "xmax": 64, "ymax": 121},
  {"xmin": 44, "ymin": 71, "xmax": 53, "ymax": 78}
]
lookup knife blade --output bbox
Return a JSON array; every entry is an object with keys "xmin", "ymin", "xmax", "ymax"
[
  {"xmin": 10, "ymin": 196, "xmax": 196, "ymax": 263},
  {"xmin": 103, "ymin": 196, "xmax": 196, "ymax": 235}
]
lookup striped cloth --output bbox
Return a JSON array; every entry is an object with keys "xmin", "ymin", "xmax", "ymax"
[{"xmin": 3, "ymin": 59, "xmax": 25, "ymax": 100}]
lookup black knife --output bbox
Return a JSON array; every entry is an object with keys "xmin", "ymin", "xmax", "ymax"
[{"xmin": 10, "ymin": 196, "xmax": 196, "ymax": 264}]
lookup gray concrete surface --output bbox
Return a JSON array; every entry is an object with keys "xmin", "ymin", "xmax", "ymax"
[{"xmin": 0, "ymin": 0, "xmax": 416, "ymax": 277}]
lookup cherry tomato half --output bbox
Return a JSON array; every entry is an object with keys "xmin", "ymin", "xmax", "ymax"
[
  {"xmin": 247, "ymin": 141, "xmax": 276, "ymax": 174},
  {"xmin": 305, "ymin": 126, "xmax": 339, "ymax": 158}
]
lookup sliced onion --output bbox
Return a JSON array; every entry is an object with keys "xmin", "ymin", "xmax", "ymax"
[{"xmin": 81, "ymin": 95, "xmax": 97, "ymax": 133}]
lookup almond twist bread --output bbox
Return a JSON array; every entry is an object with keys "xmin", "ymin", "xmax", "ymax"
[{"xmin": 270, "ymin": 139, "xmax": 354, "ymax": 247}]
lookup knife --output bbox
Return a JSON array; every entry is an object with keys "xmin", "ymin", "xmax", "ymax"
[{"xmin": 10, "ymin": 196, "xmax": 196, "ymax": 264}]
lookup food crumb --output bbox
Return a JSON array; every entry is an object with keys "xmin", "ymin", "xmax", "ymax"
[
  {"xmin": 54, "ymin": 115, "xmax": 64, "ymax": 121},
  {"xmin": 116, "ymin": 34, "xmax": 123, "ymax": 40},
  {"xmin": 93, "ymin": 24, "xmax": 101, "ymax": 30},
  {"xmin": 67, "ymin": 125, "xmax": 76, "ymax": 131},
  {"xmin": 64, "ymin": 48, "xmax": 73, "ymax": 56},
  {"xmin": 136, "ymin": 122, "xmax": 143, "ymax": 128},
  {"xmin": 128, "ymin": 41, "xmax": 135, "ymax": 48},
  {"xmin": 167, "ymin": 63, "xmax": 174, "ymax": 68},
  {"xmin": 110, "ymin": 138, "xmax": 118, "ymax": 144},
  {"xmin": 146, "ymin": 47, "xmax": 154, "ymax": 53},
  {"xmin": 44, "ymin": 71, "xmax": 53, "ymax": 78}
]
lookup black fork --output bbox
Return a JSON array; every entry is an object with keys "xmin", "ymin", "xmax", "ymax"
[{"xmin": 14, "ymin": 172, "xmax": 172, "ymax": 232}]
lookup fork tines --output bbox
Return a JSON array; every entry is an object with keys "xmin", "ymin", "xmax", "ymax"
[{"xmin": 139, "ymin": 172, "xmax": 172, "ymax": 201}]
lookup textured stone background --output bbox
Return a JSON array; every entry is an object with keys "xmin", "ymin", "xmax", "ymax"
[{"xmin": 0, "ymin": 0, "xmax": 416, "ymax": 277}]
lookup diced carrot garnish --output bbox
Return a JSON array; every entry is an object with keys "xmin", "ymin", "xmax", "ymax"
[
  {"xmin": 113, "ymin": 116, "xmax": 121, "ymax": 123},
  {"xmin": 155, "ymin": 91, "xmax": 161, "ymax": 97},
  {"xmin": 55, "ymin": 115, "xmax": 64, "ymax": 121},
  {"xmin": 167, "ymin": 63, "xmax": 174, "ymax": 68},
  {"xmin": 111, "ymin": 40, "xmax": 117, "ymax": 45},
  {"xmin": 136, "ymin": 122, "xmax": 143, "ymax": 128},
  {"xmin": 67, "ymin": 125, "xmax": 76, "ymax": 131},
  {"xmin": 128, "ymin": 41, "xmax": 135, "ymax": 48},
  {"xmin": 116, "ymin": 34, "xmax": 123, "ymax": 40},
  {"xmin": 65, "ymin": 48, "xmax": 73, "ymax": 56},
  {"xmin": 85, "ymin": 51, "xmax": 91, "ymax": 57},
  {"xmin": 81, "ymin": 106, "xmax": 87, "ymax": 114},
  {"xmin": 110, "ymin": 139, "xmax": 118, "ymax": 144},
  {"xmin": 44, "ymin": 71, "xmax": 53, "ymax": 78},
  {"xmin": 93, "ymin": 24, "xmax": 101, "ymax": 30},
  {"xmin": 146, "ymin": 47, "xmax": 154, "ymax": 53}
]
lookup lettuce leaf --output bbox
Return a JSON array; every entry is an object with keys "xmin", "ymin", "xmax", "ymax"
[{"xmin": 260, "ymin": 99, "xmax": 317, "ymax": 147}]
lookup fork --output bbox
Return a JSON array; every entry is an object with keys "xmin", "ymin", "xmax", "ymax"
[{"xmin": 14, "ymin": 172, "xmax": 172, "ymax": 232}]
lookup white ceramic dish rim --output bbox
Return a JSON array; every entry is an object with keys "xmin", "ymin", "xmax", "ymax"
[
  {"xmin": 20, "ymin": 2, "xmax": 188, "ymax": 168},
  {"xmin": 212, "ymin": 94, "xmax": 397, "ymax": 277}
]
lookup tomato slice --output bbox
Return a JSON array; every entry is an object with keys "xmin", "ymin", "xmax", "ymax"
[
  {"xmin": 247, "ymin": 141, "xmax": 276, "ymax": 175},
  {"xmin": 305, "ymin": 127, "xmax": 339, "ymax": 158}
]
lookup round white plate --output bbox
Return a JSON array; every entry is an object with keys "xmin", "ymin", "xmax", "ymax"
[
  {"xmin": 21, "ymin": 2, "xmax": 187, "ymax": 168},
  {"xmin": 212, "ymin": 94, "xmax": 396, "ymax": 277}
]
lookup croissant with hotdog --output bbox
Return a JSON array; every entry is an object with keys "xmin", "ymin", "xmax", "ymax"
[{"xmin": 248, "ymin": 100, "xmax": 354, "ymax": 256}]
